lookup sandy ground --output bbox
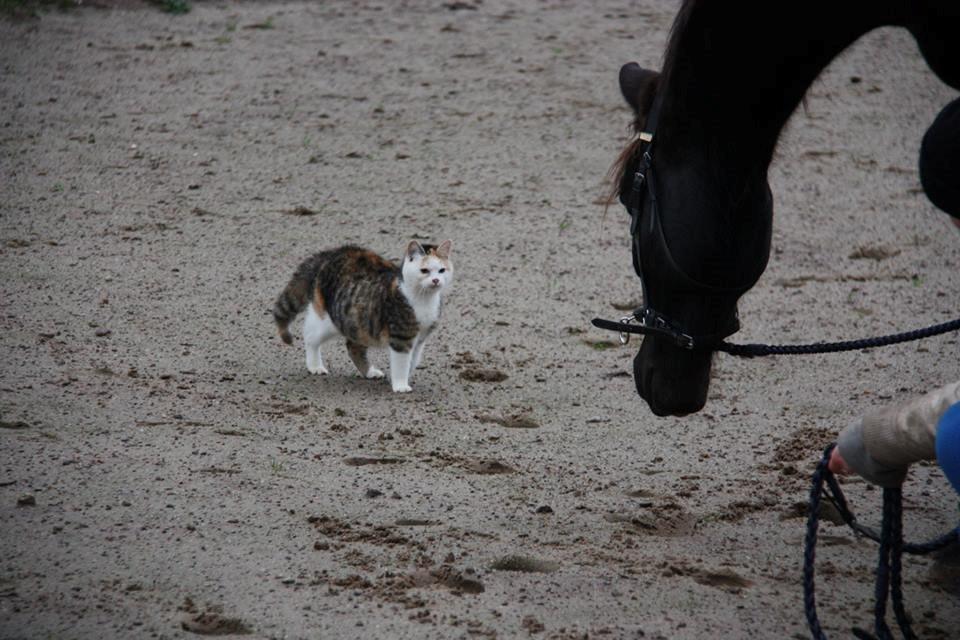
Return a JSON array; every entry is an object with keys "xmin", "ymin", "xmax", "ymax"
[{"xmin": 2, "ymin": 1, "xmax": 959, "ymax": 639}]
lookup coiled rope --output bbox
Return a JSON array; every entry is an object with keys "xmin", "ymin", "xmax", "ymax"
[{"xmin": 804, "ymin": 444, "xmax": 959, "ymax": 639}]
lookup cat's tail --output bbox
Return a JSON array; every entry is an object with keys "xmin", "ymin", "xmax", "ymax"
[{"xmin": 273, "ymin": 272, "xmax": 313, "ymax": 345}]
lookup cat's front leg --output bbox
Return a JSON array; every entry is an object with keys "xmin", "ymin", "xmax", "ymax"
[
  {"xmin": 388, "ymin": 347, "xmax": 413, "ymax": 393},
  {"xmin": 305, "ymin": 344, "xmax": 329, "ymax": 375},
  {"xmin": 410, "ymin": 326, "xmax": 435, "ymax": 377},
  {"xmin": 410, "ymin": 338, "xmax": 426, "ymax": 375}
]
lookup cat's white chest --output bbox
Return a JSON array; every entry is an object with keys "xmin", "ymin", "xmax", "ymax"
[
  {"xmin": 401, "ymin": 284, "xmax": 442, "ymax": 333},
  {"xmin": 410, "ymin": 294, "xmax": 441, "ymax": 332}
]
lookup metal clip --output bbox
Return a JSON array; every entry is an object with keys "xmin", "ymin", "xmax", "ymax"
[{"xmin": 618, "ymin": 315, "xmax": 636, "ymax": 345}]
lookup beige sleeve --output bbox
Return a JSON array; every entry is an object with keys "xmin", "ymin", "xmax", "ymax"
[{"xmin": 861, "ymin": 380, "xmax": 960, "ymax": 469}]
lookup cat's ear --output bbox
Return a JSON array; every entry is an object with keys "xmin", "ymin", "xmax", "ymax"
[
  {"xmin": 405, "ymin": 240, "xmax": 425, "ymax": 261},
  {"xmin": 435, "ymin": 240, "xmax": 452, "ymax": 260}
]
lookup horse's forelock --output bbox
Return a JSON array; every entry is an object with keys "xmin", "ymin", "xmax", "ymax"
[
  {"xmin": 603, "ymin": 137, "xmax": 643, "ymax": 213},
  {"xmin": 604, "ymin": 78, "xmax": 658, "ymax": 212}
]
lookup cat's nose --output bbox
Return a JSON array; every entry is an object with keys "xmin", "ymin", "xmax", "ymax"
[{"xmin": 432, "ymin": 278, "xmax": 440, "ymax": 285}]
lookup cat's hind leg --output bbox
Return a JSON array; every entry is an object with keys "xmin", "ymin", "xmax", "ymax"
[
  {"xmin": 346, "ymin": 341, "xmax": 384, "ymax": 379},
  {"xmin": 303, "ymin": 305, "xmax": 338, "ymax": 375}
]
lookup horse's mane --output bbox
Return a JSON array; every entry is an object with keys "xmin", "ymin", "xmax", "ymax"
[{"xmin": 659, "ymin": 0, "xmax": 695, "ymax": 90}]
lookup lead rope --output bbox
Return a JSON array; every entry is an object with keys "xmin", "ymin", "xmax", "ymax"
[
  {"xmin": 592, "ymin": 312, "xmax": 960, "ymax": 356},
  {"xmin": 719, "ymin": 317, "xmax": 960, "ymax": 358},
  {"xmin": 804, "ymin": 444, "xmax": 960, "ymax": 640}
]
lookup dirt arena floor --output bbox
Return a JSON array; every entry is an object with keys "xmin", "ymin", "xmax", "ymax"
[{"xmin": 2, "ymin": 1, "xmax": 959, "ymax": 638}]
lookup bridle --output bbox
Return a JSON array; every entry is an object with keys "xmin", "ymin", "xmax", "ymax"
[
  {"xmin": 592, "ymin": 96, "xmax": 960, "ymax": 357},
  {"xmin": 592, "ymin": 95, "xmax": 751, "ymax": 350}
]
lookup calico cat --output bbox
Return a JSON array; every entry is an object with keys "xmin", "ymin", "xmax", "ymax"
[{"xmin": 273, "ymin": 240, "xmax": 453, "ymax": 392}]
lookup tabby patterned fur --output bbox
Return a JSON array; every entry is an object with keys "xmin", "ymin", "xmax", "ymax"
[{"xmin": 273, "ymin": 241, "xmax": 453, "ymax": 392}]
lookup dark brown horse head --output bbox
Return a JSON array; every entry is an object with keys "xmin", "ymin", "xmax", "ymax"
[
  {"xmin": 611, "ymin": 1, "xmax": 960, "ymax": 417},
  {"xmin": 614, "ymin": 62, "xmax": 771, "ymax": 417}
]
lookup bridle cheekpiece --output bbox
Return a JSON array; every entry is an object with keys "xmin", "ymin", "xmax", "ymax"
[{"xmin": 592, "ymin": 96, "xmax": 742, "ymax": 351}]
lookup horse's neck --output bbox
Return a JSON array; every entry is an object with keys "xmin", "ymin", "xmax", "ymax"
[
  {"xmin": 650, "ymin": 0, "xmax": 960, "ymax": 286},
  {"xmin": 659, "ymin": 2, "xmax": 904, "ymax": 172}
]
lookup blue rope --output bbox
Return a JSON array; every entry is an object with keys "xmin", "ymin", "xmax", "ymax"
[
  {"xmin": 803, "ymin": 448, "xmax": 830, "ymax": 640},
  {"xmin": 720, "ymin": 317, "xmax": 960, "ymax": 358},
  {"xmin": 887, "ymin": 490, "xmax": 915, "ymax": 640},
  {"xmin": 804, "ymin": 444, "xmax": 960, "ymax": 639}
]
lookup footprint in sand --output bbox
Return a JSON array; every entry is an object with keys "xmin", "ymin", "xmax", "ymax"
[
  {"xmin": 464, "ymin": 460, "xmax": 515, "ymax": 474},
  {"xmin": 489, "ymin": 555, "xmax": 559, "ymax": 573},
  {"xmin": 179, "ymin": 598, "xmax": 251, "ymax": 636},
  {"xmin": 459, "ymin": 368, "xmax": 508, "ymax": 383},
  {"xmin": 343, "ymin": 456, "xmax": 403, "ymax": 466}
]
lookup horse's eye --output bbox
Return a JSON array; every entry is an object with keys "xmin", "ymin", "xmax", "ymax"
[{"xmin": 420, "ymin": 268, "xmax": 430, "ymax": 274}]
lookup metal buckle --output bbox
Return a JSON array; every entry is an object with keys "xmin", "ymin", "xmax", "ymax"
[
  {"xmin": 632, "ymin": 170, "xmax": 645, "ymax": 190},
  {"xmin": 638, "ymin": 308, "xmax": 696, "ymax": 350}
]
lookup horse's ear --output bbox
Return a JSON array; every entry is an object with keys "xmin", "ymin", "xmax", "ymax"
[{"xmin": 619, "ymin": 62, "xmax": 660, "ymax": 117}]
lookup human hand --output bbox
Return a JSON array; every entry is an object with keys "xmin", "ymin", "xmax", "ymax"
[{"xmin": 828, "ymin": 446, "xmax": 852, "ymax": 475}]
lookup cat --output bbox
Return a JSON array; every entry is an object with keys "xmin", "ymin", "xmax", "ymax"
[{"xmin": 273, "ymin": 240, "xmax": 453, "ymax": 393}]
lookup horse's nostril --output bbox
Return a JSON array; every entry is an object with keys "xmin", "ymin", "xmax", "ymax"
[{"xmin": 634, "ymin": 338, "xmax": 711, "ymax": 417}]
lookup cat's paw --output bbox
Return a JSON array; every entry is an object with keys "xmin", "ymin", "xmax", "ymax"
[
  {"xmin": 391, "ymin": 383, "xmax": 413, "ymax": 393},
  {"xmin": 307, "ymin": 364, "xmax": 329, "ymax": 375},
  {"xmin": 366, "ymin": 367, "xmax": 385, "ymax": 379}
]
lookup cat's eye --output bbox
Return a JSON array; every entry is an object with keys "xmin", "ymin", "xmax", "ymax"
[
  {"xmin": 420, "ymin": 268, "xmax": 430, "ymax": 274},
  {"xmin": 438, "ymin": 269, "xmax": 446, "ymax": 273}
]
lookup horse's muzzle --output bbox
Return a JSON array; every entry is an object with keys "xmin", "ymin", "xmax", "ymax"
[{"xmin": 633, "ymin": 337, "xmax": 712, "ymax": 417}]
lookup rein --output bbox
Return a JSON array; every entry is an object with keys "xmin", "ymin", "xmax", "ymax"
[
  {"xmin": 804, "ymin": 444, "xmax": 959, "ymax": 640},
  {"xmin": 591, "ymin": 313, "xmax": 960, "ymax": 357}
]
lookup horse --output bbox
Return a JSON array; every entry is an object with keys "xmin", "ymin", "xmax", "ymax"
[{"xmin": 609, "ymin": 0, "xmax": 960, "ymax": 417}]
